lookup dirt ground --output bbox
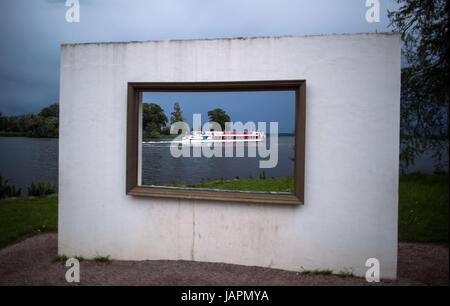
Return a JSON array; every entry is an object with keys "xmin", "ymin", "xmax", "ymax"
[{"xmin": 0, "ymin": 233, "xmax": 448, "ymax": 286}]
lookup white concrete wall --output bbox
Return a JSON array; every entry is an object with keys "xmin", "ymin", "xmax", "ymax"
[{"xmin": 58, "ymin": 33, "xmax": 401, "ymax": 279}]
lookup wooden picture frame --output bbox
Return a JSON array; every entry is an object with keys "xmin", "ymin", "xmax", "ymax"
[{"xmin": 126, "ymin": 80, "xmax": 306, "ymax": 205}]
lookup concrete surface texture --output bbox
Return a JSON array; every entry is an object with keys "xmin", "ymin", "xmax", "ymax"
[{"xmin": 58, "ymin": 33, "xmax": 401, "ymax": 278}]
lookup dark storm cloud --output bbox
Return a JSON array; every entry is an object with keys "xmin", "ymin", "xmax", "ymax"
[{"xmin": 0, "ymin": 0, "xmax": 398, "ymax": 115}]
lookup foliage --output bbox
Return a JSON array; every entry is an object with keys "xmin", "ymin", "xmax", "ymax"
[
  {"xmin": 144, "ymin": 127, "xmax": 162, "ymax": 139},
  {"xmin": 388, "ymin": 0, "xmax": 449, "ymax": 171},
  {"xmin": 1, "ymin": 114, "xmax": 35, "ymax": 133},
  {"xmin": 0, "ymin": 176, "xmax": 21, "ymax": 199},
  {"xmin": 52, "ymin": 254, "xmax": 83, "ymax": 263},
  {"xmin": 181, "ymin": 176, "xmax": 294, "ymax": 193},
  {"xmin": 0, "ymin": 112, "xmax": 4, "ymax": 131},
  {"xmin": 0, "ymin": 197, "xmax": 58, "ymax": 248},
  {"xmin": 0, "ymin": 104, "xmax": 59, "ymax": 138},
  {"xmin": 170, "ymin": 102, "xmax": 185, "ymax": 124},
  {"xmin": 142, "ymin": 103, "xmax": 168, "ymax": 139},
  {"xmin": 27, "ymin": 116, "xmax": 59, "ymax": 138},
  {"xmin": 301, "ymin": 269, "xmax": 333, "ymax": 276},
  {"xmin": 51, "ymin": 255, "xmax": 68, "ymax": 264},
  {"xmin": 27, "ymin": 182, "xmax": 57, "ymax": 197},
  {"xmin": 38, "ymin": 103, "xmax": 59, "ymax": 118},
  {"xmin": 207, "ymin": 108, "xmax": 231, "ymax": 131},
  {"xmin": 94, "ymin": 255, "xmax": 110, "ymax": 263},
  {"xmin": 337, "ymin": 269, "xmax": 355, "ymax": 278},
  {"xmin": 398, "ymin": 172, "xmax": 448, "ymax": 242},
  {"xmin": 259, "ymin": 171, "xmax": 266, "ymax": 180},
  {"xmin": 161, "ymin": 125, "xmax": 171, "ymax": 135}
]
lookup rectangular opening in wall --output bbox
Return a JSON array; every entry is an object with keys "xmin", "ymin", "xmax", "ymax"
[{"xmin": 127, "ymin": 81, "xmax": 305, "ymax": 205}]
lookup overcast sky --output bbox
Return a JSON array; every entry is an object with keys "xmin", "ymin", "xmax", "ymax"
[
  {"xmin": 0, "ymin": 0, "xmax": 399, "ymax": 116},
  {"xmin": 143, "ymin": 91, "xmax": 297, "ymax": 133}
]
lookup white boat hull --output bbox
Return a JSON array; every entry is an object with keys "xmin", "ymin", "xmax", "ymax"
[{"xmin": 185, "ymin": 138, "xmax": 264, "ymax": 144}]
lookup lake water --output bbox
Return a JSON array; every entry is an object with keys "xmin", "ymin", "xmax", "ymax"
[
  {"xmin": 0, "ymin": 137, "xmax": 58, "ymax": 194},
  {"xmin": 141, "ymin": 136, "xmax": 295, "ymax": 186},
  {"xmin": 0, "ymin": 136, "xmax": 446, "ymax": 195}
]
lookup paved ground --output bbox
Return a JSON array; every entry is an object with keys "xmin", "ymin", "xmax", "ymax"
[{"xmin": 0, "ymin": 233, "xmax": 448, "ymax": 286}]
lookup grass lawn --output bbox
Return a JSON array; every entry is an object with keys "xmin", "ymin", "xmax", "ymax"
[
  {"xmin": 398, "ymin": 173, "xmax": 449, "ymax": 242},
  {"xmin": 0, "ymin": 173, "xmax": 448, "ymax": 249},
  {"xmin": 0, "ymin": 197, "xmax": 58, "ymax": 248},
  {"xmin": 178, "ymin": 176, "xmax": 294, "ymax": 193}
]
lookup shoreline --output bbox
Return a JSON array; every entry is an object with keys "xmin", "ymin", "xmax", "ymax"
[{"xmin": 0, "ymin": 132, "xmax": 57, "ymax": 138}]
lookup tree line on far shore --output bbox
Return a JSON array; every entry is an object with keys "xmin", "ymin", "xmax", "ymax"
[
  {"xmin": 0, "ymin": 102, "xmax": 230, "ymax": 140},
  {"xmin": 143, "ymin": 101, "xmax": 230, "ymax": 139},
  {"xmin": 0, "ymin": 104, "xmax": 59, "ymax": 138}
]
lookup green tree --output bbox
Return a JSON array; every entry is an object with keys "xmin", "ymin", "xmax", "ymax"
[
  {"xmin": 0, "ymin": 112, "xmax": 5, "ymax": 131},
  {"xmin": 161, "ymin": 125, "xmax": 171, "ymax": 135},
  {"xmin": 43, "ymin": 116, "xmax": 59, "ymax": 138},
  {"xmin": 0, "ymin": 175, "xmax": 21, "ymax": 198},
  {"xmin": 6, "ymin": 116, "xmax": 19, "ymax": 131},
  {"xmin": 26, "ymin": 116, "xmax": 42, "ymax": 137},
  {"xmin": 0, "ymin": 103, "xmax": 59, "ymax": 137},
  {"xmin": 207, "ymin": 108, "xmax": 231, "ymax": 131},
  {"xmin": 170, "ymin": 102, "xmax": 185, "ymax": 124},
  {"xmin": 142, "ymin": 103, "xmax": 168, "ymax": 138},
  {"xmin": 388, "ymin": 0, "xmax": 449, "ymax": 171},
  {"xmin": 39, "ymin": 103, "xmax": 59, "ymax": 118},
  {"xmin": 26, "ymin": 115, "xmax": 58, "ymax": 138},
  {"xmin": 17, "ymin": 114, "xmax": 35, "ymax": 132}
]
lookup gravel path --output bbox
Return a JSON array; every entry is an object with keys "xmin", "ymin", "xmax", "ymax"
[{"xmin": 0, "ymin": 233, "xmax": 447, "ymax": 286}]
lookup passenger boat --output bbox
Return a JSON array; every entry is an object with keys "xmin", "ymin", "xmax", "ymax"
[{"xmin": 181, "ymin": 131, "xmax": 265, "ymax": 143}]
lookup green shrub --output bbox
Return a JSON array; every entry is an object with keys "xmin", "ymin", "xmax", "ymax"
[
  {"xmin": 259, "ymin": 171, "xmax": 266, "ymax": 180},
  {"xmin": 0, "ymin": 176, "xmax": 21, "ymax": 199},
  {"xmin": 301, "ymin": 269, "xmax": 333, "ymax": 276},
  {"xmin": 337, "ymin": 268, "xmax": 355, "ymax": 278},
  {"xmin": 51, "ymin": 254, "xmax": 68, "ymax": 264},
  {"xmin": 27, "ymin": 182, "xmax": 56, "ymax": 197},
  {"xmin": 94, "ymin": 255, "xmax": 110, "ymax": 263}
]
